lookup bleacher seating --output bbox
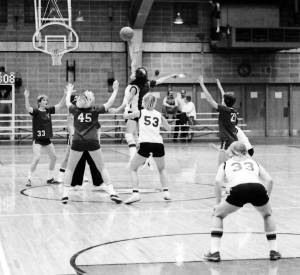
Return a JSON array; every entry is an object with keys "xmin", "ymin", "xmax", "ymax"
[{"xmin": 0, "ymin": 113, "xmax": 249, "ymax": 143}]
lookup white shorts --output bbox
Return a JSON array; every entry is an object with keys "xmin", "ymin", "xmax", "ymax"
[{"xmin": 236, "ymin": 126, "xmax": 252, "ymax": 150}]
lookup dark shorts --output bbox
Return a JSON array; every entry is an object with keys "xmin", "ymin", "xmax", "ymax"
[
  {"xmin": 138, "ymin": 142, "xmax": 165, "ymax": 158},
  {"xmin": 226, "ymin": 183, "xmax": 269, "ymax": 207},
  {"xmin": 220, "ymin": 139, "xmax": 235, "ymax": 150},
  {"xmin": 125, "ymin": 111, "xmax": 139, "ymax": 123},
  {"xmin": 34, "ymin": 139, "xmax": 52, "ymax": 146},
  {"xmin": 71, "ymin": 140, "xmax": 100, "ymax": 152}
]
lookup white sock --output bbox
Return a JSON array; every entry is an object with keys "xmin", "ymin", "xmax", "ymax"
[
  {"xmin": 47, "ymin": 170, "xmax": 54, "ymax": 180},
  {"xmin": 27, "ymin": 171, "xmax": 32, "ymax": 180},
  {"xmin": 210, "ymin": 237, "xmax": 221, "ymax": 253},
  {"xmin": 57, "ymin": 170, "xmax": 65, "ymax": 181},
  {"xmin": 268, "ymin": 240, "xmax": 278, "ymax": 251}
]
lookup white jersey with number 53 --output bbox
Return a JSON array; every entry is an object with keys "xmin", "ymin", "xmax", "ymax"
[
  {"xmin": 224, "ymin": 157, "xmax": 261, "ymax": 188},
  {"xmin": 138, "ymin": 109, "xmax": 163, "ymax": 144}
]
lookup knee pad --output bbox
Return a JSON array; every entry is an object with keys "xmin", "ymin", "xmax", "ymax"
[{"xmin": 125, "ymin": 133, "xmax": 136, "ymax": 147}]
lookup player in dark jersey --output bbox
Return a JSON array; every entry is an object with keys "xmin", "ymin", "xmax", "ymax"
[
  {"xmin": 57, "ymin": 95, "xmax": 104, "ymax": 189},
  {"xmin": 111, "ymin": 67, "xmax": 180, "ymax": 161},
  {"xmin": 198, "ymin": 75, "xmax": 238, "ymax": 164},
  {"xmin": 24, "ymin": 88, "xmax": 66, "ymax": 186},
  {"xmin": 216, "ymin": 78, "xmax": 254, "ymax": 156},
  {"xmin": 61, "ymin": 82, "xmax": 121, "ymax": 204}
]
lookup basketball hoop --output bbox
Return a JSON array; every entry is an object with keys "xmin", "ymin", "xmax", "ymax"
[
  {"xmin": 51, "ymin": 49, "xmax": 64, "ymax": 66},
  {"xmin": 32, "ymin": 1, "xmax": 79, "ymax": 66}
]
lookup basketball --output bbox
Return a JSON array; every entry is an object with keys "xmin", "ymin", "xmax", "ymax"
[{"xmin": 120, "ymin": 26, "xmax": 134, "ymax": 41}]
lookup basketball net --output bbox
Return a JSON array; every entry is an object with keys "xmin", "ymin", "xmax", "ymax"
[{"xmin": 51, "ymin": 49, "xmax": 63, "ymax": 66}]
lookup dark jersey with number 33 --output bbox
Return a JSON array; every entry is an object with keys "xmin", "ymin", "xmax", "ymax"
[
  {"xmin": 217, "ymin": 104, "xmax": 238, "ymax": 143},
  {"xmin": 69, "ymin": 105, "xmax": 106, "ymax": 151},
  {"xmin": 30, "ymin": 107, "xmax": 55, "ymax": 140}
]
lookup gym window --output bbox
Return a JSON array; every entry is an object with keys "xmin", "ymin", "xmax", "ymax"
[{"xmin": 0, "ymin": 0, "xmax": 8, "ymax": 24}]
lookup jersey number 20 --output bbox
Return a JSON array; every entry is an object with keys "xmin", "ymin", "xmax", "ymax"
[{"xmin": 144, "ymin": 116, "xmax": 159, "ymax": 127}]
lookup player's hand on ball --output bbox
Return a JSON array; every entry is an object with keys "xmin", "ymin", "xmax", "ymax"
[
  {"xmin": 24, "ymin": 89, "xmax": 30, "ymax": 97},
  {"xmin": 123, "ymin": 113, "xmax": 129, "ymax": 119},
  {"xmin": 112, "ymin": 80, "xmax": 119, "ymax": 91}
]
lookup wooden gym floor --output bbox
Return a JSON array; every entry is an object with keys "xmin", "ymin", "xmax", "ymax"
[{"xmin": 0, "ymin": 140, "xmax": 300, "ymax": 275}]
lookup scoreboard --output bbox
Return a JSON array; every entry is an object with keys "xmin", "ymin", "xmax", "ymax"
[
  {"xmin": 0, "ymin": 72, "xmax": 16, "ymax": 140},
  {"xmin": 0, "ymin": 72, "xmax": 15, "ymax": 85}
]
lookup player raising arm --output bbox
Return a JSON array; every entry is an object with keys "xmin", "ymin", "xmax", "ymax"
[
  {"xmin": 24, "ymin": 88, "xmax": 66, "ymax": 186},
  {"xmin": 198, "ymin": 75, "xmax": 238, "ymax": 164}
]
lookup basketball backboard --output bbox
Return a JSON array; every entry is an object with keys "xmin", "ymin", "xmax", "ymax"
[{"xmin": 32, "ymin": 0, "xmax": 79, "ymax": 65}]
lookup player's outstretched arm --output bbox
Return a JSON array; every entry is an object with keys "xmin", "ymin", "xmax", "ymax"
[
  {"xmin": 24, "ymin": 89, "xmax": 33, "ymax": 113},
  {"xmin": 161, "ymin": 115, "xmax": 172, "ymax": 132},
  {"xmin": 55, "ymin": 88, "xmax": 67, "ymax": 111},
  {"xmin": 198, "ymin": 75, "xmax": 218, "ymax": 109},
  {"xmin": 156, "ymin": 73, "xmax": 181, "ymax": 85},
  {"xmin": 104, "ymin": 80, "xmax": 119, "ymax": 111},
  {"xmin": 259, "ymin": 164, "xmax": 273, "ymax": 195},
  {"xmin": 216, "ymin": 78, "xmax": 225, "ymax": 105},
  {"xmin": 65, "ymin": 83, "xmax": 75, "ymax": 108}
]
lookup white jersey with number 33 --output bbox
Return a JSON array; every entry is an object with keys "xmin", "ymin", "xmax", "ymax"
[
  {"xmin": 138, "ymin": 109, "xmax": 163, "ymax": 144},
  {"xmin": 224, "ymin": 157, "xmax": 261, "ymax": 188}
]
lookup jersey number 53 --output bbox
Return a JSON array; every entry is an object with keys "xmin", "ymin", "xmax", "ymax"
[{"xmin": 144, "ymin": 116, "xmax": 159, "ymax": 127}]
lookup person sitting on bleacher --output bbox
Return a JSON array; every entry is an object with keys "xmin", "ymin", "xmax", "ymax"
[
  {"xmin": 162, "ymin": 89, "xmax": 178, "ymax": 119},
  {"xmin": 181, "ymin": 96, "xmax": 196, "ymax": 142}
]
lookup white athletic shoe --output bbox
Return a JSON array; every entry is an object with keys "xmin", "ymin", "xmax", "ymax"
[
  {"xmin": 56, "ymin": 177, "xmax": 63, "ymax": 184},
  {"xmin": 163, "ymin": 191, "xmax": 171, "ymax": 200},
  {"xmin": 102, "ymin": 184, "xmax": 117, "ymax": 196},
  {"xmin": 124, "ymin": 193, "xmax": 141, "ymax": 204},
  {"xmin": 83, "ymin": 176, "xmax": 89, "ymax": 182},
  {"xmin": 92, "ymin": 185, "xmax": 103, "ymax": 192}
]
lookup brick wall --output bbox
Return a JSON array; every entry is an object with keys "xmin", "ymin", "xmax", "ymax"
[
  {"xmin": 143, "ymin": 2, "xmax": 211, "ymax": 43},
  {"xmin": 0, "ymin": 0, "xmax": 130, "ymax": 42},
  {"xmin": 144, "ymin": 52, "xmax": 300, "ymax": 83},
  {"xmin": 5, "ymin": 52, "xmax": 127, "ymax": 113}
]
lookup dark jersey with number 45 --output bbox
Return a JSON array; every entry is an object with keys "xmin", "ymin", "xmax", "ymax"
[
  {"xmin": 69, "ymin": 105, "xmax": 106, "ymax": 151},
  {"xmin": 217, "ymin": 104, "xmax": 238, "ymax": 144},
  {"xmin": 30, "ymin": 107, "xmax": 55, "ymax": 140}
]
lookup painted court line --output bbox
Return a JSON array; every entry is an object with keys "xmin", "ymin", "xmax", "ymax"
[{"xmin": 0, "ymin": 206, "xmax": 299, "ymax": 218}]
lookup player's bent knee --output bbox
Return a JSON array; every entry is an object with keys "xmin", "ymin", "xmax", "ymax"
[{"xmin": 125, "ymin": 133, "xmax": 136, "ymax": 146}]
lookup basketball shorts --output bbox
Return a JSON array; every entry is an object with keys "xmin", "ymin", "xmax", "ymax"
[
  {"xmin": 226, "ymin": 183, "xmax": 269, "ymax": 207},
  {"xmin": 220, "ymin": 140, "xmax": 233, "ymax": 150},
  {"xmin": 125, "ymin": 111, "xmax": 139, "ymax": 123},
  {"xmin": 34, "ymin": 139, "xmax": 52, "ymax": 146},
  {"xmin": 138, "ymin": 142, "xmax": 165, "ymax": 158},
  {"xmin": 71, "ymin": 140, "xmax": 100, "ymax": 152}
]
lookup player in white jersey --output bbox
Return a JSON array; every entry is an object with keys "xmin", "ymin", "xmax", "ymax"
[
  {"xmin": 111, "ymin": 67, "xmax": 182, "ymax": 161},
  {"xmin": 204, "ymin": 141, "xmax": 281, "ymax": 262},
  {"xmin": 122, "ymin": 93, "xmax": 172, "ymax": 204}
]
